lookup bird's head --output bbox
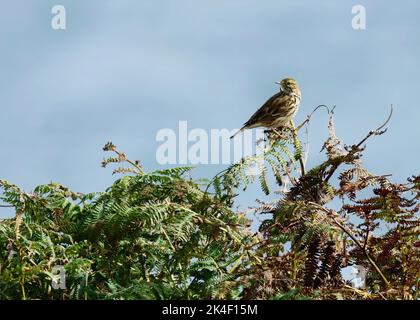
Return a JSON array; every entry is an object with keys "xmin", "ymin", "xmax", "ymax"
[{"xmin": 276, "ymin": 78, "xmax": 301, "ymax": 95}]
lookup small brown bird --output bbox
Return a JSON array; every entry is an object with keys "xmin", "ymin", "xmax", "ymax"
[{"xmin": 231, "ymin": 78, "xmax": 301, "ymax": 138}]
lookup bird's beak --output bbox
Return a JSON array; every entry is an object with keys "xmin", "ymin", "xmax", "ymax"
[{"xmin": 275, "ymin": 81, "xmax": 281, "ymax": 85}]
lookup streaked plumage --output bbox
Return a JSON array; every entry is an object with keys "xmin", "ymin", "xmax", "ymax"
[{"xmin": 231, "ymin": 78, "xmax": 301, "ymax": 138}]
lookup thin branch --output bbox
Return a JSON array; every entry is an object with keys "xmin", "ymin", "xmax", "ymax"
[
  {"xmin": 283, "ymin": 162, "xmax": 297, "ymax": 187},
  {"xmin": 161, "ymin": 228, "xmax": 176, "ymax": 252},
  {"xmin": 355, "ymin": 104, "xmax": 393, "ymax": 149},
  {"xmin": 291, "ymin": 121, "xmax": 306, "ymax": 176},
  {"xmin": 302, "ymin": 122, "xmax": 310, "ymax": 170},
  {"xmin": 296, "ymin": 104, "xmax": 331, "ymax": 131}
]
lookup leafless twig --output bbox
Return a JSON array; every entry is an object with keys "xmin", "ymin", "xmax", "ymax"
[
  {"xmin": 355, "ymin": 104, "xmax": 393, "ymax": 149},
  {"xmin": 296, "ymin": 104, "xmax": 331, "ymax": 131}
]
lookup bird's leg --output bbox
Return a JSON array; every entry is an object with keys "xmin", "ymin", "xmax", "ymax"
[
  {"xmin": 272, "ymin": 128, "xmax": 284, "ymax": 139},
  {"xmin": 281, "ymin": 122, "xmax": 299, "ymax": 139}
]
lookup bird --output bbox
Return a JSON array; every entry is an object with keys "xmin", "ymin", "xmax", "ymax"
[{"xmin": 230, "ymin": 77, "xmax": 301, "ymax": 139}]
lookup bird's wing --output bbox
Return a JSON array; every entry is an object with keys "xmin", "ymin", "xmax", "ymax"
[{"xmin": 243, "ymin": 91, "xmax": 290, "ymax": 128}]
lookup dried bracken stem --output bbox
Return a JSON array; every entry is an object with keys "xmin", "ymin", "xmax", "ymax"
[
  {"xmin": 296, "ymin": 104, "xmax": 331, "ymax": 131},
  {"xmin": 324, "ymin": 105, "xmax": 394, "ymax": 183},
  {"xmin": 355, "ymin": 104, "xmax": 393, "ymax": 149}
]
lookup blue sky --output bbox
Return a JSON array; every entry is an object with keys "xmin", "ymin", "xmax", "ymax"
[{"xmin": 0, "ymin": 0, "xmax": 419, "ymax": 219}]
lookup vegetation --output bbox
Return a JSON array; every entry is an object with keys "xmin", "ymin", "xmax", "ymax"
[{"xmin": 0, "ymin": 107, "xmax": 418, "ymax": 300}]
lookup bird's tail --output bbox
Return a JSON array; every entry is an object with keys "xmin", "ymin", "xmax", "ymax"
[{"xmin": 230, "ymin": 127, "xmax": 245, "ymax": 139}]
